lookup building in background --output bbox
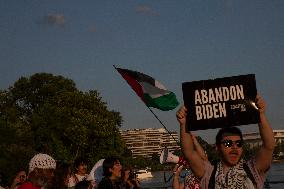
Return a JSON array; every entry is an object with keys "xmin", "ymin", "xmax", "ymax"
[
  {"xmin": 243, "ymin": 130, "xmax": 284, "ymax": 159},
  {"xmin": 243, "ymin": 130, "xmax": 284, "ymax": 148},
  {"xmin": 120, "ymin": 128, "xmax": 180, "ymax": 158}
]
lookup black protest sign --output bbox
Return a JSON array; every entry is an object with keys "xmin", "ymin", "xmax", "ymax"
[{"xmin": 182, "ymin": 74, "xmax": 260, "ymax": 131}]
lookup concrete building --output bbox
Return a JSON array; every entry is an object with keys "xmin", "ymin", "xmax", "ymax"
[
  {"xmin": 243, "ymin": 130, "xmax": 284, "ymax": 149},
  {"xmin": 120, "ymin": 128, "xmax": 180, "ymax": 158}
]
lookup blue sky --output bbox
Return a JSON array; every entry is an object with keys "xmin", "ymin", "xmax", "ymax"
[{"xmin": 1, "ymin": 0, "xmax": 283, "ymax": 143}]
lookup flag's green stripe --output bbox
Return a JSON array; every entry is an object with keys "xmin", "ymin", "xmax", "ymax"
[{"xmin": 144, "ymin": 92, "xmax": 179, "ymax": 111}]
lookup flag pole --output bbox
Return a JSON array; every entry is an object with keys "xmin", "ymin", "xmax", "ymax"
[
  {"xmin": 148, "ymin": 106, "xmax": 179, "ymax": 185},
  {"xmin": 146, "ymin": 106, "xmax": 179, "ymax": 145}
]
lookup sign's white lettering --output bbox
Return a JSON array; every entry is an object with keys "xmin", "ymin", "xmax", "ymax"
[
  {"xmin": 195, "ymin": 103, "xmax": 226, "ymax": 120},
  {"xmin": 194, "ymin": 85, "xmax": 244, "ymax": 120},
  {"xmin": 195, "ymin": 85, "xmax": 244, "ymax": 105}
]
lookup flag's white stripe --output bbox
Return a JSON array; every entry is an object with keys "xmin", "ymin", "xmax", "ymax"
[
  {"xmin": 154, "ymin": 80, "xmax": 167, "ymax": 90},
  {"xmin": 140, "ymin": 82, "xmax": 170, "ymax": 98}
]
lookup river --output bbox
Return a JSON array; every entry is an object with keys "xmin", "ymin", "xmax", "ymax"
[{"xmin": 139, "ymin": 163, "xmax": 284, "ymax": 189}]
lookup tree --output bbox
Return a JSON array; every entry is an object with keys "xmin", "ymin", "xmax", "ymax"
[
  {"xmin": 0, "ymin": 73, "xmax": 129, "ymax": 180},
  {"xmin": 133, "ymin": 156, "xmax": 152, "ymax": 169}
]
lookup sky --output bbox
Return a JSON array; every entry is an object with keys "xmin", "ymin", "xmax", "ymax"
[{"xmin": 1, "ymin": 0, "xmax": 283, "ymax": 144}]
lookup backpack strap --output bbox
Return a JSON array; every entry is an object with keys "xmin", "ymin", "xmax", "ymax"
[
  {"xmin": 243, "ymin": 162, "xmax": 257, "ymax": 187},
  {"xmin": 208, "ymin": 163, "xmax": 218, "ymax": 189}
]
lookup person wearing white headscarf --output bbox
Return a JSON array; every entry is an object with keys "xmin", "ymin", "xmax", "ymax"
[{"xmin": 18, "ymin": 153, "xmax": 56, "ymax": 189}]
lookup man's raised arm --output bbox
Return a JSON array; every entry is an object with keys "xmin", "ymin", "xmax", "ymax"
[
  {"xmin": 255, "ymin": 95, "xmax": 276, "ymax": 173},
  {"xmin": 177, "ymin": 106, "xmax": 205, "ymax": 178}
]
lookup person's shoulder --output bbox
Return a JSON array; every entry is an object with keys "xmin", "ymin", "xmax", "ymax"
[
  {"xmin": 75, "ymin": 174, "xmax": 88, "ymax": 181},
  {"xmin": 98, "ymin": 177, "xmax": 112, "ymax": 188},
  {"xmin": 17, "ymin": 182, "xmax": 40, "ymax": 189},
  {"xmin": 67, "ymin": 175, "xmax": 77, "ymax": 187},
  {"xmin": 17, "ymin": 182, "xmax": 32, "ymax": 189},
  {"xmin": 68, "ymin": 174, "xmax": 76, "ymax": 181}
]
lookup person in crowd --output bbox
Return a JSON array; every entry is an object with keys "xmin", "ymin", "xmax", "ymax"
[
  {"xmin": 120, "ymin": 166, "xmax": 140, "ymax": 189},
  {"xmin": 54, "ymin": 161, "xmax": 72, "ymax": 189},
  {"xmin": 0, "ymin": 171, "xmax": 9, "ymax": 189},
  {"xmin": 173, "ymin": 134, "xmax": 207, "ymax": 189},
  {"xmin": 97, "ymin": 157, "xmax": 122, "ymax": 189},
  {"xmin": 68, "ymin": 157, "xmax": 89, "ymax": 188},
  {"xmin": 176, "ymin": 95, "xmax": 275, "ymax": 188},
  {"xmin": 10, "ymin": 169, "xmax": 27, "ymax": 189},
  {"xmin": 18, "ymin": 153, "xmax": 56, "ymax": 189},
  {"xmin": 74, "ymin": 180, "xmax": 92, "ymax": 189}
]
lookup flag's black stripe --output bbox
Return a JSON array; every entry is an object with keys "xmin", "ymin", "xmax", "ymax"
[{"xmin": 116, "ymin": 68, "xmax": 155, "ymax": 86}]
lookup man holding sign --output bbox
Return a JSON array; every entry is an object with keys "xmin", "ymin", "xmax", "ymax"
[
  {"xmin": 177, "ymin": 95, "xmax": 275, "ymax": 189},
  {"xmin": 177, "ymin": 79, "xmax": 275, "ymax": 188}
]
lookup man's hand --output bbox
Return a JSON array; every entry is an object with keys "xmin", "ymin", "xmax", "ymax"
[
  {"xmin": 172, "ymin": 164, "xmax": 184, "ymax": 189},
  {"xmin": 176, "ymin": 106, "xmax": 187, "ymax": 126},
  {"xmin": 173, "ymin": 164, "xmax": 184, "ymax": 177},
  {"xmin": 255, "ymin": 94, "xmax": 266, "ymax": 113}
]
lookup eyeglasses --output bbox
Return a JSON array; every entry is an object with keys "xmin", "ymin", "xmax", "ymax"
[{"xmin": 221, "ymin": 140, "xmax": 243, "ymax": 148}]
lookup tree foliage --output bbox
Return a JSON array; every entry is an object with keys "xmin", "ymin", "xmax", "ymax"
[{"xmin": 0, "ymin": 73, "xmax": 129, "ymax": 180}]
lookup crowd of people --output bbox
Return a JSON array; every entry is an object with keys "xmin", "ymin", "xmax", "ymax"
[
  {"xmin": 0, "ymin": 154, "xmax": 140, "ymax": 189},
  {"xmin": 1, "ymin": 95, "xmax": 275, "ymax": 189}
]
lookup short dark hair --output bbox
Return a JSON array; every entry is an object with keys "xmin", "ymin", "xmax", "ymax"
[
  {"xmin": 102, "ymin": 156, "xmax": 120, "ymax": 177},
  {"xmin": 74, "ymin": 157, "xmax": 88, "ymax": 169},
  {"xmin": 215, "ymin": 126, "xmax": 243, "ymax": 145}
]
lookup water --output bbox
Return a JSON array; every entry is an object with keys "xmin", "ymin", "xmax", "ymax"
[
  {"xmin": 140, "ymin": 163, "xmax": 284, "ymax": 189},
  {"xmin": 139, "ymin": 171, "xmax": 173, "ymax": 189},
  {"xmin": 266, "ymin": 163, "xmax": 284, "ymax": 189}
]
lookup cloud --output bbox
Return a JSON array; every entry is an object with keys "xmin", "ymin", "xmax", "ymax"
[
  {"xmin": 135, "ymin": 5, "xmax": 160, "ymax": 16},
  {"xmin": 43, "ymin": 14, "xmax": 65, "ymax": 27}
]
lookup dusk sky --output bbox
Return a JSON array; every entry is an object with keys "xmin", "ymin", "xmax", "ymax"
[{"xmin": 1, "ymin": 0, "xmax": 283, "ymax": 143}]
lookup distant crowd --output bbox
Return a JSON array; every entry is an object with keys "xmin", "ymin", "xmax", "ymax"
[{"xmin": 0, "ymin": 154, "xmax": 140, "ymax": 189}]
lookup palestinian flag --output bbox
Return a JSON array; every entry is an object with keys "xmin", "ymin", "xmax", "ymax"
[{"xmin": 115, "ymin": 66, "xmax": 179, "ymax": 111}]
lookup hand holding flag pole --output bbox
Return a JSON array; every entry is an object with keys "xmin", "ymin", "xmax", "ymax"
[{"xmin": 114, "ymin": 65, "xmax": 179, "ymax": 144}]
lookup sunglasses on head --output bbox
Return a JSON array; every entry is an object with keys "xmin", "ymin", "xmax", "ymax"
[{"xmin": 221, "ymin": 140, "xmax": 243, "ymax": 148}]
